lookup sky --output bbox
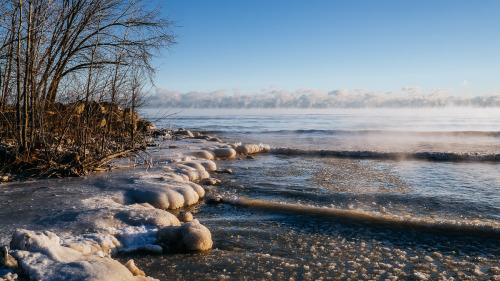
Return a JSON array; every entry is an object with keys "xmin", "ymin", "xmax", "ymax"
[{"xmin": 155, "ymin": 0, "xmax": 500, "ymax": 96}]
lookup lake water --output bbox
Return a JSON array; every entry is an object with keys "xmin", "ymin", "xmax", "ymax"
[
  {"xmin": 131, "ymin": 107, "xmax": 500, "ymax": 280},
  {"xmin": 1, "ymin": 108, "xmax": 499, "ymax": 280}
]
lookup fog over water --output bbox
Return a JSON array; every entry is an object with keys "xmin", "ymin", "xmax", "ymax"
[{"xmin": 149, "ymin": 88, "xmax": 500, "ymax": 108}]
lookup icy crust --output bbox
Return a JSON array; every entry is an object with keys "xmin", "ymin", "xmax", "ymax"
[
  {"xmin": 125, "ymin": 178, "xmax": 206, "ymax": 210},
  {"xmin": 4, "ymin": 197, "xmax": 210, "ymax": 280},
  {"xmin": 10, "ymin": 230, "xmax": 158, "ymax": 281}
]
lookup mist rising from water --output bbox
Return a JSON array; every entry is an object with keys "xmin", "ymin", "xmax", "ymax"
[{"xmin": 148, "ymin": 88, "xmax": 500, "ymax": 108}]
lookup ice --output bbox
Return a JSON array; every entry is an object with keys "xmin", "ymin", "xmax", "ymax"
[
  {"xmin": 10, "ymin": 229, "xmax": 158, "ymax": 281},
  {"xmin": 235, "ymin": 144, "xmax": 265, "ymax": 155},
  {"xmin": 80, "ymin": 197, "xmax": 181, "ymax": 230},
  {"xmin": 126, "ymin": 178, "xmax": 205, "ymax": 210},
  {"xmin": 157, "ymin": 219, "xmax": 213, "ymax": 251},
  {"xmin": 199, "ymin": 160, "xmax": 217, "ymax": 172},
  {"xmin": 177, "ymin": 211, "xmax": 194, "ymax": 222},
  {"xmin": 112, "ymin": 225, "xmax": 159, "ymax": 253},
  {"xmin": 62, "ymin": 233, "xmax": 120, "ymax": 256},
  {"xmin": 191, "ymin": 150, "xmax": 215, "ymax": 160},
  {"xmin": 213, "ymin": 148, "xmax": 237, "ymax": 159},
  {"xmin": 114, "ymin": 204, "xmax": 181, "ymax": 227}
]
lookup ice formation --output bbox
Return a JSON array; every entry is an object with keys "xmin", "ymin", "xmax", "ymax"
[
  {"xmin": 192, "ymin": 150, "xmax": 215, "ymax": 160},
  {"xmin": 213, "ymin": 148, "xmax": 237, "ymax": 159},
  {"xmin": 156, "ymin": 219, "xmax": 213, "ymax": 251},
  {"xmin": 235, "ymin": 144, "xmax": 266, "ymax": 155},
  {"xmin": 9, "ymin": 229, "xmax": 158, "ymax": 281},
  {"xmin": 1, "ymin": 136, "xmax": 268, "ymax": 280}
]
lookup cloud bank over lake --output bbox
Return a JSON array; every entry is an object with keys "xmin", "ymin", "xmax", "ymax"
[{"xmin": 149, "ymin": 87, "xmax": 500, "ymax": 108}]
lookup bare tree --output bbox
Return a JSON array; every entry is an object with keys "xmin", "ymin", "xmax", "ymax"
[{"xmin": 0, "ymin": 0, "xmax": 176, "ymax": 176}]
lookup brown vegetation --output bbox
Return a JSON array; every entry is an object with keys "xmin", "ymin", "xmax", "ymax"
[{"xmin": 0, "ymin": 0, "xmax": 176, "ymax": 180}]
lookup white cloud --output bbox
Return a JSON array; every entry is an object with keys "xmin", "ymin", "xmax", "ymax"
[{"xmin": 461, "ymin": 80, "xmax": 469, "ymax": 87}]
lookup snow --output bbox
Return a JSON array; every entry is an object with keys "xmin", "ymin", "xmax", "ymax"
[{"xmin": 10, "ymin": 229, "xmax": 159, "ymax": 281}]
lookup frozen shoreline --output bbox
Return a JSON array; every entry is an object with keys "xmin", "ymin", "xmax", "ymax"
[{"xmin": 0, "ymin": 129, "xmax": 267, "ymax": 281}]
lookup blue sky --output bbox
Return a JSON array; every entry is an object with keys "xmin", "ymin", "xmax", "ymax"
[{"xmin": 155, "ymin": 0, "xmax": 500, "ymax": 96}]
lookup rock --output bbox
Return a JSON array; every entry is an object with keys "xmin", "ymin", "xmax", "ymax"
[
  {"xmin": 206, "ymin": 196, "xmax": 223, "ymax": 204},
  {"xmin": 177, "ymin": 212, "xmax": 193, "ymax": 223},
  {"xmin": 213, "ymin": 148, "xmax": 236, "ymax": 159},
  {"xmin": 246, "ymin": 155, "xmax": 255, "ymax": 159},
  {"xmin": 204, "ymin": 178, "xmax": 218, "ymax": 185}
]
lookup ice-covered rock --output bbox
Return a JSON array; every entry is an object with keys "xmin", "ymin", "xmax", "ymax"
[
  {"xmin": 167, "ymin": 163, "xmax": 211, "ymax": 182},
  {"xmin": 156, "ymin": 219, "xmax": 213, "ymax": 251},
  {"xmin": 177, "ymin": 211, "xmax": 194, "ymax": 222},
  {"xmin": 192, "ymin": 150, "xmax": 215, "ymax": 160},
  {"xmin": 126, "ymin": 178, "xmax": 205, "ymax": 210},
  {"xmin": 199, "ymin": 160, "xmax": 217, "ymax": 172},
  {"xmin": 9, "ymin": 229, "xmax": 157, "ymax": 281},
  {"xmin": 213, "ymin": 148, "xmax": 237, "ymax": 159},
  {"xmin": 235, "ymin": 144, "xmax": 263, "ymax": 155}
]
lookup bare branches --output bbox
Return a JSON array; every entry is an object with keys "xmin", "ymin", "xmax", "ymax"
[{"xmin": 0, "ymin": 0, "xmax": 175, "ymax": 176}]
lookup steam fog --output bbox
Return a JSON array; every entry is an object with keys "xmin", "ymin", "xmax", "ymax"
[{"xmin": 148, "ymin": 87, "xmax": 500, "ymax": 108}]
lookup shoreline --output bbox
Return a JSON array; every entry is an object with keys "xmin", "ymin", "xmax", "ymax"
[
  {"xmin": 0, "ymin": 129, "xmax": 267, "ymax": 280},
  {"xmin": 1, "ymin": 123, "xmax": 499, "ymax": 280}
]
